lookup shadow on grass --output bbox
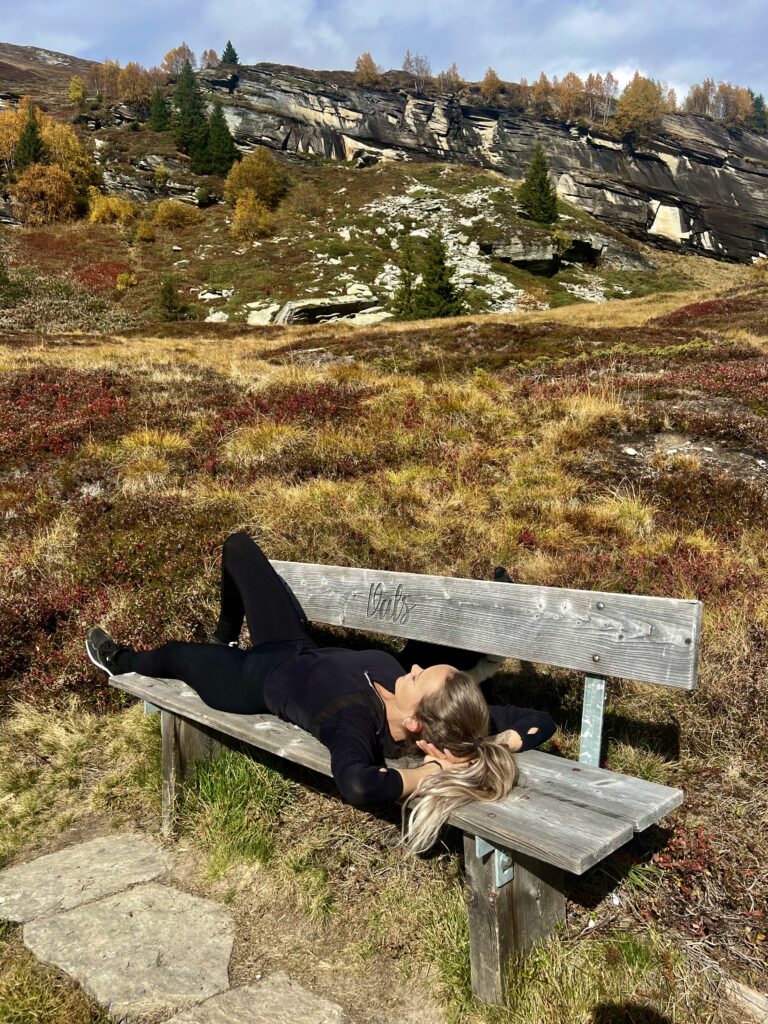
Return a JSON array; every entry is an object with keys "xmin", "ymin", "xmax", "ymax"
[{"xmin": 591, "ymin": 1003, "xmax": 672, "ymax": 1024}]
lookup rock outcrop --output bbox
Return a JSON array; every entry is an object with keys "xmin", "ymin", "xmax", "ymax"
[{"xmin": 200, "ymin": 64, "xmax": 768, "ymax": 264}]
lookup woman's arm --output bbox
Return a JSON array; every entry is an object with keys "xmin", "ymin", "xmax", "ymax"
[
  {"xmin": 393, "ymin": 760, "xmax": 442, "ymax": 797},
  {"xmin": 487, "ymin": 705, "xmax": 556, "ymax": 751}
]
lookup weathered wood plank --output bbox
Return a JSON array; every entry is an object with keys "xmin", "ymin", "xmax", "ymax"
[
  {"xmin": 120, "ymin": 676, "xmax": 682, "ymax": 832},
  {"xmin": 270, "ymin": 562, "xmax": 701, "ymax": 689},
  {"xmin": 464, "ymin": 836, "xmax": 566, "ymax": 1004},
  {"xmin": 110, "ymin": 674, "xmax": 665, "ymax": 873},
  {"xmin": 516, "ymin": 749, "xmax": 683, "ymax": 831},
  {"xmin": 161, "ymin": 711, "xmax": 181, "ymax": 836}
]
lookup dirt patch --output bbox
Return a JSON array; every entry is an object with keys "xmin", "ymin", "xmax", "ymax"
[{"xmin": 613, "ymin": 429, "xmax": 768, "ymax": 487}]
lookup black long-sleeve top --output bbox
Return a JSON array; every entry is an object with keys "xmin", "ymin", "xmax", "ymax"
[{"xmin": 263, "ymin": 646, "xmax": 556, "ymax": 806}]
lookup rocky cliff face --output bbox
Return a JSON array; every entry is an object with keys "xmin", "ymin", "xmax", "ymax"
[{"xmin": 201, "ymin": 63, "xmax": 768, "ymax": 264}]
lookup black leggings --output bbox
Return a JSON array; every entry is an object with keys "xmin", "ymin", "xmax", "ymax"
[{"xmin": 119, "ymin": 532, "xmax": 315, "ymax": 713}]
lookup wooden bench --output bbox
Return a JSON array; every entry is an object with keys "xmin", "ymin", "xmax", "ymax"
[{"xmin": 110, "ymin": 562, "xmax": 701, "ymax": 1005}]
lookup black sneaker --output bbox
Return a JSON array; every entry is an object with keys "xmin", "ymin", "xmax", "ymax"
[
  {"xmin": 207, "ymin": 634, "xmax": 239, "ymax": 648},
  {"xmin": 86, "ymin": 627, "xmax": 133, "ymax": 677}
]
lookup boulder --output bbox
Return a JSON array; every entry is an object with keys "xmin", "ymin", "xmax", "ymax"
[
  {"xmin": 491, "ymin": 239, "xmax": 559, "ymax": 275},
  {"xmin": 246, "ymin": 303, "xmax": 281, "ymax": 325}
]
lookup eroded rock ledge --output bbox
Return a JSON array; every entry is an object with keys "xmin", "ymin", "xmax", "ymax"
[{"xmin": 200, "ymin": 63, "xmax": 768, "ymax": 265}]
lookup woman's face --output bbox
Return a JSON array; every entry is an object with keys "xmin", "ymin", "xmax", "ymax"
[{"xmin": 396, "ymin": 663, "xmax": 451, "ymax": 716}]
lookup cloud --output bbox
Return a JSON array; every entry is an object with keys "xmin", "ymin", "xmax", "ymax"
[{"xmin": 0, "ymin": 0, "xmax": 765, "ymax": 96}]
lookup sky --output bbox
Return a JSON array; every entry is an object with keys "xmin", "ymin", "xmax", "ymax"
[{"xmin": 1, "ymin": 0, "xmax": 766, "ymax": 99}]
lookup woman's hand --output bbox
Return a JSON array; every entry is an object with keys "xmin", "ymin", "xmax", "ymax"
[{"xmin": 416, "ymin": 739, "xmax": 476, "ymax": 771}]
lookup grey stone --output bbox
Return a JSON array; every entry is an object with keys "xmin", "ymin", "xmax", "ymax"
[
  {"xmin": 0, "ymin": 834, "xmax": 170, "ymax": 922},
  {"xmin": 23, "ymin": 882, "xmax": 233, "ymax": 1020},
  {"xmin": 247, "ymin": 303, "xmax": 281, "ymax": 325},
  {"xmin": 347, "ymin": 310, "xmax": 394, "ymax": 326},
  {"xmin": 164, "ymin": 974, "xmax": 346, "ymax": 1023}
]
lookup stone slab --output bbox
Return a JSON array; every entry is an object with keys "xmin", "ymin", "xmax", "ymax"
[
  {"xmin": 164, "ymin": 973, "xmax": 346, "ymax": 1023},
  {"xmin": 0, "ymin": 834, "xmax": 170, "ymax": 922},
  {"xmin": 23, "ymin": 882, "xmax": 233, "ymax": 1020},
  {"xmin": 722, "ymin": 978, "xmax": 768, "ymax": 1023}
]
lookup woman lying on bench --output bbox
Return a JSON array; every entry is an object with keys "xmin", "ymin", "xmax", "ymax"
[{"xmin": 86, "ymin": 531, "xmax": 555, "ymax": 853}]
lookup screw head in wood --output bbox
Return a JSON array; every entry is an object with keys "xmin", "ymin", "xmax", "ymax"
[{"xmin": 592, "ymin": 654, "xmax": 600, "ymax": 662}]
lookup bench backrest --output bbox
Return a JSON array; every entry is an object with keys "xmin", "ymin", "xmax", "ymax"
[
  {"xmin": 271, "ymin": 562, "xmax": 701, "ymax": 688},
  {"xmin": 271, "ymin": 562, "xmax": 702, "ymax": 766}
]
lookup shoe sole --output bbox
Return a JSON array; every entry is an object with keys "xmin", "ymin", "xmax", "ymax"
[{"xmin": 85, "ymin": 637, "xmax": 114, "ymax": 677}]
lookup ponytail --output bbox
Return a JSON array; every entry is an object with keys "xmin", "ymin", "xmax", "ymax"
[{"xmin": 398, "ymin": 670, "xmax": 519, "ymax": 854}]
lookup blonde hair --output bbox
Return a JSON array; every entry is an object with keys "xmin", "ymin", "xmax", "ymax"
[{"xmin": 400, "ymin": 669, "xmax": 518, "ymax": 854}]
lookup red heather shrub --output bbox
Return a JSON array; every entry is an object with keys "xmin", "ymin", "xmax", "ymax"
[
  {"xmin": 657, "ymin": 357, "xmax": 768, "ymax": 409},
  {"xmin": 250, "ymin": 381, "xmax": 373, "ymax": 425},
  {"xmin": 0, "ymin": 580, "xmax": 91, "ymax": 681},
  {"xmin": 653, "ymin": 296, "xmax": 763, "ymax": 327},
  {"xmin": 74, "ymin": 261, "xmax": 131, "ymax": 292},
  {"xmin": 0, "ymin": 367, "xmax": 131, "ymax": 468}
]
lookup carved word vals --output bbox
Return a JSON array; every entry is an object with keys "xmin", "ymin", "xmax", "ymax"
[{"xmin": 366, "ymin": 583, "xmax": 415, "ymax": 625}]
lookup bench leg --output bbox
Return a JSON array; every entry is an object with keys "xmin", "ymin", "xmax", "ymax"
[
  {"xmin": 161, "ymin": 712, "xmax": 221, "ymax": 835},
  {"xmin": 463, "ymin": 835, "xmax": 566, "ymax": 1004}
]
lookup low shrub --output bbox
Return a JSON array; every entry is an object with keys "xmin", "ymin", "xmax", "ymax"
[
  {"xmin": 153, "ymin": 200, "xmax": 203, "ymax": 229},
  {"xmin": 285, "ymin": 181, "xmax": 325, "ymax": 219},
  {"xmin": 88, "ymin": 189, "xmax": 139, "ymax": 226},
  {"xmin": 116, "ymin": 272, "xmax": 138, "ymax": 292},
  {"xmin": 74, "ymin": 261, "xmax": 132, "ymax": 292},
  {"xmin": 134, "ymin": 219, "xmax": 155, "ymax": 242},
  {"xmin": 11, "ymin": 164, "xmax": 79, "ymax": 226}
]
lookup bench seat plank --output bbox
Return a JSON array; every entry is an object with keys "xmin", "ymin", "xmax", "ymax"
[
  {"xmin": 111, "ymin": 673, "xmax": 679, "ymax": 873},
  {"xmin": 516, "ymin": 749, "xmax": 683, "ymax": 832}
]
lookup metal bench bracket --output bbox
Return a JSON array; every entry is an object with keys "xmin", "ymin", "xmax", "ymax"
[
  {"xmin": 475, "ymin": 836, "xmax": 515, "ymax": 888},
  {"xmin": 579, "ymin": 674, "xmax": 606, "ymax": 767}
]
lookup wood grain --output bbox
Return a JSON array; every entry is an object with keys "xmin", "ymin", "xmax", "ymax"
[
  {"xmin": 464, "ymin": 836, "xmax": 566, "ymax": 1003},
  {"xmin": 270, "ymin": 561, "xmax": 701, "ymax": 688},
  {"xmin": 111, "ymin": 674, "xmax": 680, "ymax": 874}
]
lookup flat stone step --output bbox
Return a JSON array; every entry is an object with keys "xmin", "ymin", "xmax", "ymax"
[
  {"xmin": 164, "ymin": 973, "xmax": 347, "ymax": 1023},
  {"xmin": 23, "ymin": 882, "xmax": 234, "ymax": 1021},
  {"xmin": 0, "ymin": 833, "xmax": 170, "ymax": 922}
]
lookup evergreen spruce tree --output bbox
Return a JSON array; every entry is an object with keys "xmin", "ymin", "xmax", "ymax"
[
  {"xmin": 518, "ymin": 143, "xmax": 558, "ymax": 224},
  {"xmin": 410, "ymin": 231, "xmax": 464, "ymax": 320},
  {"xmin": 202, "ymin": 100, "xmax": 238, "ymax": 175},
  {"xmin": 221, "ymin": 40, "xmax": 239, "ymax": 65},
  {"xmin": 148, "ymin": 87, "xmax": 171, "ymax": 131},
  {"xmin": 156, "ymin": 275, "xmax": 192, "ymax": 321},
  {"xmin": 189, "ymin": 120, "xmax": 211, "ymax": 175},
  {"xmin": 15, "ymin": 106, "xmax": 48, "ymax": 174},
  {"xmin": 392, "ymin": 228, "xmax": 415, "ymax": 317},
  {"xmin": 172, "ymin": 59, "xmax": 207, "ymax": 154},
  {"xmin": 749, "ymin": 90, "xmax": 768, "ymax": 133}
]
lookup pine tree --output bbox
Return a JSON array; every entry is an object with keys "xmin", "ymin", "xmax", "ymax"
[
  {"xmin": 221, "ymin": 41, "xmax": 239, "ymax": 65},
  {"xmin": 156, "ymin": 275, "xmax": 192, "ymax": 321},
  {"xmin": 172, "ymin": 59, "xmax": 207, "ymax": 154},
  {"xmin": 148, "ymin": 87, "xmax": 171, "ymax": 131},
  {"xmin": 15, "ymin": 105, "xmax": 48, "ymax": 174},
  {"xmin": 410, "ymin": 231, "xmax": 464, "ymax": 319},
  {"xmin": 749, "ymin": 90, "xmax": 768, "ymax": 133},
  {"xmin": 518, "ymin": 143, "xmax": 558, "ymax": 224},
  {"xmin": 391, "ymin": 232, "xmax": 416, "ymax": 316},
  {"xmin": 202, "ymin": 100, "xmax": 238, "ymax": 175},
  {"xmin": 189, "ymin": 120, "xmax": 211, "ymax": 175}
]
